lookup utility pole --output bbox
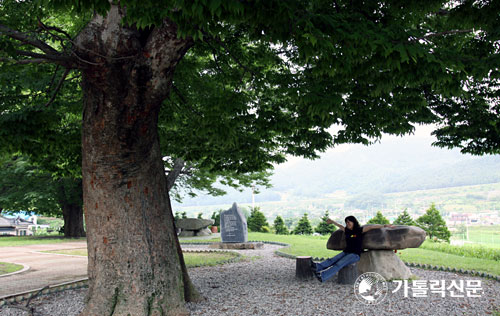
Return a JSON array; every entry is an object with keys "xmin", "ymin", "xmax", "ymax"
[{"xmin": 251, "ymin": 185, "xmax": 255, "ymax": 210}]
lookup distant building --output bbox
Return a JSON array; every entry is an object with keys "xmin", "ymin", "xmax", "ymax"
[
  {"xmin": 0, "ymin": 216, "xmax": 35, "ymax": 236},
  {"xmin": 448, "ymin": 213, "xmax": 471, "ymax": 226}
]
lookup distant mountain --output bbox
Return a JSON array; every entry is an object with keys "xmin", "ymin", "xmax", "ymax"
[{"xmin": 173, "ymin": 134, "xmax": 500, "ymax": 207}]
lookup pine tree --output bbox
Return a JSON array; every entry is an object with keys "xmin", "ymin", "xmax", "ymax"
[
  {"xmin": 197, "ymin": 212, "xmax": 203, "ymax": 219},
  {"xmin": 367, "ymin": 211, "xmax": 390, "ymax": 225},
  {"xmin": 417, "ymin": 203, "xmax": 451, "ymax": 242},
  {"xmin": 315, "ymin": 211, "xmax": 337, "ymax": 235},
  {"xmin": 273, "ymin": 216, "xmax": 289, "ymax": 235},
  {"xmin": 247, "ymin": 207, "xmax": 269, "ymax": 232},
  {"xmin": 393, "ymin": 209, "xmax": 416, "ymax": 226},
  {"xmin": 293, "ymin": 213, "xmax": 313, "ymax": 235}
]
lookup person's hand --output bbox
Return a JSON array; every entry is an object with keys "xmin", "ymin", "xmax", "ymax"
[
  {"xmin": 384, "ymin": 224, "xmax": 394, "ymax": 228},
  {"xmin": 326, "ymin": 218, "xmax": 334, "ymax": 225}
]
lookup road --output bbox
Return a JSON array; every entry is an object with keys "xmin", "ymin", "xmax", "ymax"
[{"xmin": 0, "ymin": 241, "xmax": 88, "ymax": 298}]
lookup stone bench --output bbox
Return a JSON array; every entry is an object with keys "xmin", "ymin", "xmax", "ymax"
[{"xmin": 326, "ymin": 225, "xmax": 426, "ymax": 280}]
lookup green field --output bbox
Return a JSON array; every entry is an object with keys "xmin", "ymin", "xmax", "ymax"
[
  {"xmin": 42, "ymin": 247, "xmax": 240, "ymax": 268},
  {"xmin": 43, "ymin": 248, "xmax": 88, "ymax": 256},
  {"xmin": 0, "ymin": 236, "xmax": 86, "ymax": 247},
  {"xmin": 452, "ymin": 225, "xmax": 500, "ymax": 247},
  {"xmin": 183, "ymin": 252, "xmax": 240, "ymax": 267},
  {"xmin": 0, "ymin": 262, "xmax": 24, "ymax": 275}
]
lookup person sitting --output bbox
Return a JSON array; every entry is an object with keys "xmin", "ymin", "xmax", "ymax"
[{"xmin": 311, "ymin": 215, "xmax": 392, "ymax": 282}]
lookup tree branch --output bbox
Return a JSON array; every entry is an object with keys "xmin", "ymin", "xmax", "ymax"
[
  {"xmin": 45, "ymin": 68, "xmax": 70, "ymax": 107},
  {"xmin": 144, "ymin": 18, "xmax": 194, "ymax": 95},
  {"xmin": 166, "ymin": 158, "xmax": 186, "ymax": 191},
  {"xmin": 0, "ymin": 24, "xmax": 59, "ymax": 55},
  {"xmin": 0, "ymin": 57, "xmax": 50, "ymax": 64},
  {"xmin": 15, "ymin": 50, "xmax": 75, "ymax": 67},
  {"xmin": 37, "ymin": 18, "xmax": 73, "ymax": 42},
  {"xmin": 333, "ymin": 0, "xmax": 341, "ymax": 13}
]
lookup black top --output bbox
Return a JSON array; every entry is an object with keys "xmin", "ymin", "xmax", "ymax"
[{"xmin": 344, "ymin": 226, "xmax": 363, "ymax": 256}]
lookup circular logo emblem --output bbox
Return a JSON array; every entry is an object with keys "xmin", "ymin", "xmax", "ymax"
[{"xmin": 354, "ymin": 272, "xmax": 388, "ymax": 305}]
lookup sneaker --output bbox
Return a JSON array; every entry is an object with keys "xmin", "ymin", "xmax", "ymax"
[
  {"xmin": 314, "ymin": 271, "xmax": 323, "ymax": 283},
  {"xmin": 310, "ymin": 260, "xmax": 317, "ymax": 272}
]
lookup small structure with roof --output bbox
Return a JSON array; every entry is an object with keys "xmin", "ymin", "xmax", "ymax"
[{"xmin": 0, "ymin": 215, "xmax": 35, "ymax": 236}]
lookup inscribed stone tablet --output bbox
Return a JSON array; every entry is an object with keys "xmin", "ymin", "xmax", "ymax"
[{"xmin": 221, "ymin": 203, "xmax": 248, "ymax": 243}]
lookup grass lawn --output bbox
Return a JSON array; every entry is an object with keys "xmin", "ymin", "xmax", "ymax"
[
  {"xmin": 453, "ymin": 225, "xmax": 500, "ymax": 248},
  {"xmin": 43, "ymin": 247, "xmax": 240, "ymax": 268},
  {"xmin": 395, "ymin": 247, "xmax": 500, "ymax": 276},
  {"xmin": 0, "ymin": 236, "xmax": 86, "ymax": 247},
  {"xmin": 42, "ymin": 248, "xmax": 88, "ymax": 256},
  {"xmin": 0, "ymin": 262, "xmax": 24, "ymax": 275},
  {"xmin": 183, "ymin": 252, "xmax": 239, "ymax": 267}
]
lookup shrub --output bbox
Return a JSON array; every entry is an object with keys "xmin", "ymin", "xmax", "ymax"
[{"xmin": 273, "ymin": 216, "xmax": 289, "ymax": 235}]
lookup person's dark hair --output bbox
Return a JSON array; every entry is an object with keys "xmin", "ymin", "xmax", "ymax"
[{"xmin": 345, "ymin": 216, "xmax": 361, "ymax": 230}]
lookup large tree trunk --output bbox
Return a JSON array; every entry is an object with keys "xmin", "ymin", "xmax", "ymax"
[
  {"xmin": 58, "ymin": 179, "xmax": 86, "ymax": 238},
  {"xmin": 61, "ymin": 203, "xmax": 86, "ymax": 238},
  {"xmin": 76, "ymin": 6, "xmax": 196, "ymax": 316}
]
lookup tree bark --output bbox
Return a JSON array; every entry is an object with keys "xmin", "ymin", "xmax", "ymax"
[
  {"xmin": 76, "ymin": 6, "xmax": 196, "ymax": 316},
  {"xmin": 296, "ymin": 256, "xmax": 313, "ymax": 280},
  {"xmin": 58, "ymin": 179, "xmax": 86, "ymax": 238},
  {"xmin": 61, "ymin": 203, "xmax": 86, "ymax": 238}
]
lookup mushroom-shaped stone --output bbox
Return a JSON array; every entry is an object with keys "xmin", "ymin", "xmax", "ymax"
[
  {"xmin": 326, "ymin": 225, "xmax": 426, "ymax": 250},
  {"xmin": 175, "ymin": 218, "xmax": 214, "ymax": 231}
]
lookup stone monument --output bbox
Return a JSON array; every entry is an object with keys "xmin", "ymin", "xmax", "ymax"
[
  {"xmin": 208, "ymin": 203, "xmax": 263, "ymax": 249},
  {"xmin": 221, "ymin": 202, "xmax": 248, "ymax": 243}
]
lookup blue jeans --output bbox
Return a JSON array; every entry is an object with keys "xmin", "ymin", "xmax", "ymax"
[{"xmin": 314, "ymin": 251, "xmax": 360, "ymax": 282}]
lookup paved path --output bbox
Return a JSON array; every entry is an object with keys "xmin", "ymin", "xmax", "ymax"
[
  {"xmin": 0, "ymin": 235, "xmax": 219, "ymax": 298},
  {"xmin": 0, "ymin": 242, "xmax": 88, "ymax": 297}
]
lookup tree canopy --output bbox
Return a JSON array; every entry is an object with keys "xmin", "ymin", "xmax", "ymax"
[
  {"xmin": 1, "ymin": 0, "xmax": 500, "ymax": 315},
  {"xmin": 273, "ymin": 215, "xmax": 289, "ymax": 235},
  {"xmin": 247, "ymin": 206, "xmax": 269, "ymax": 232},
  {"xmin": 393, "ymin": 209, "xmax": 417, "ymax": 226},
  {"xmin": 417, "ymin": 203, "xmax": 451, "ymax": 242},
  {"xmin": 315, "ymin": 210, "xmax": 337, "ymax": 235},
  {"xmin": 3, "ymin": 0, "xmax": 500, "ymax": 160},
  {"xmin": 367, "ymin": 211, "xmax": 391, "ymax": 225},
  {"xmin": 293, "ymin": 213, "xmax": 313, "ymax": 235}
]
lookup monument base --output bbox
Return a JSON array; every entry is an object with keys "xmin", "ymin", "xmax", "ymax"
[{"xmin": 208, "ymin": 242, "xmax": 264, "ymax": 250}]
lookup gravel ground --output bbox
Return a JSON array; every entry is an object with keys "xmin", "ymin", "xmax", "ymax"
[{"xmin": 1, "ymin": 244, "xmax": 499, "ymax": 316}]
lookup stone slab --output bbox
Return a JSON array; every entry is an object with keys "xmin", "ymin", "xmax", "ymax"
[
  {"xmin": 208, "ymin": 242, "xmax": 263, "ymax": 250},
  {"xmin": 175, "ymin": 218, "xmax": 214, "ymax": 231},
  {"xmin": 327, "ymin": 225, "xmax": 426, "ymax": 250}
]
